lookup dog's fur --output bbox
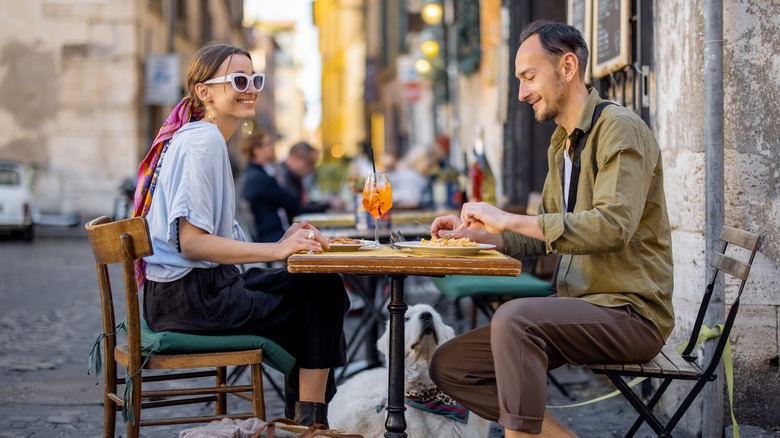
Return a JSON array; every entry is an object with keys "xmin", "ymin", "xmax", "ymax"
[{"xmin": 329, "ymin": 304, "xmax": 489, "ymax": 438}]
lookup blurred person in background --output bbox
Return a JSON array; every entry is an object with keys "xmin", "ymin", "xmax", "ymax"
[
  {"xmin": 277, "ymin": 141, "xmax": 344, "ymax": 222},
  {"xmin": 349, "ymin": 141, "xmax": 376, "ymax": 182},
  {"xmin": 388, "ymin": 147, "xmax": 438, "ymax": 209},
  {"xmin": 240, "ymin": 131, "xmax": 301, "ymax": 243},
  {"xmin": 133, "ymin": 42, "xmax": 347, "ymax": 428}
]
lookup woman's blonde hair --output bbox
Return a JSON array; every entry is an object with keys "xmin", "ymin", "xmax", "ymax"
[{"xmin": 186, "ymin": 42, "xmax": 251, "ymax": 117}]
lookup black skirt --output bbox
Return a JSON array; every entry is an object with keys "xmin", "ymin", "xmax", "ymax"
[{"xmin": 143, "ymin": 264, "xmax": 348, "ymax": 369}]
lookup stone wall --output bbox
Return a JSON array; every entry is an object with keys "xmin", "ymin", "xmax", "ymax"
[
  {"xmin": 0, "ymin": 1, "xmax": 141, "ymax": 216},
  {"xmin": 655, "ymin": 0, "xmax": 780, "ymax": 432},
  {"xmin": 0, "ymin": 0, "xmax": 246, "ymax": 217}
]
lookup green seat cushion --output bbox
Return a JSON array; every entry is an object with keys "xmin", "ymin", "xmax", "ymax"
[
  {"xmin": 139, "ymin": 318, "xmax": 295, "ymax": 375},
  {"xmin": 433, "ymin": 274, "xmax": 552, "ymax": 300}
]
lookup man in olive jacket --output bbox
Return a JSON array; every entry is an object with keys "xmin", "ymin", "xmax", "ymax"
[{"xmin": 429, "ymin": 20, "xmax": 673, "ymax": 437}]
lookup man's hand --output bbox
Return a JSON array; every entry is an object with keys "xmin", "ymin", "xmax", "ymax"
[
  {"xmin": 460, "ymin": 202, "xmax": 514, "ymax": 234},
  {"xmin": 459, "ymin": 202, "xmax": 545, "ymax": 241},
  {"xmin": 431, "ymin": 211, "xmax": 504, "ymax": 249},
  {"xmin": 430, "ymin": 214, "xmax": 463, "ymax": 238}
]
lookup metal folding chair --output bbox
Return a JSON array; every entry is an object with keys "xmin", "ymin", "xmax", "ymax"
[{"xmin": 589, "ymin": 226, "xmax": 762, "ymax": 437}]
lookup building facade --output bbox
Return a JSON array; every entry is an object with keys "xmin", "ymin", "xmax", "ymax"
[
  {"xmin": 349, "ymin": 0, "xmax": 779, "ymax": 434},
  {"xmin": 314, "ymin": 0, "xmax": 367, "ymax": 161},
  {"xmin": 0, "ymin": 0, "xmax": 248, "ymax": 217}
]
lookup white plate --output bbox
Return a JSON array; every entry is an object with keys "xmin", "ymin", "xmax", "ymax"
[
  {"xmin": 324, "ymin": 240, "xmax": 374, "ymax": 252},
  {"xmin": 392, "ymin": 241, "xmax": 496, "ymax": 256}
]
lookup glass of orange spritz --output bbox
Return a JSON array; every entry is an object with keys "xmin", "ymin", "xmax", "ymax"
[{"xmin": 362, "ymin": 172, "xmax": 393, "ymax": 247}]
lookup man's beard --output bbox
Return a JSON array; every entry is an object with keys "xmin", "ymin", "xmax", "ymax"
[{"xmin": 534, "ymin": 73, "xmax": 567, "ymax": 122}]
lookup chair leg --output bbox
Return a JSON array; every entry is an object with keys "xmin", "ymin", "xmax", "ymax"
[
  {"xmin": 547, "ymin": 372, "xmax": 574, "ymax": 400},
  {"xmin": 663, "ymin": 377, "xmax": 712, "ymax": 435},
  {"xmin": 605, "ymin": 374, "xmax": 670, "ymax": 437},
  {"xmin": 470, "ymin": 298, "xmax": 478, "ymax": 330},
  {"xmin": 229, "ymin": 364, "xmax": 285, "ymax": 402},
  {"xmin": 251, "ymin": 363, "xmax": 266, "ymax": 420},
  {"xmin": 127, "ymin": 372, "xmax": 142, "ymax": 438},
  {"xmin": 261, "ymin": 365, "xmax": 285, "ymax": 403},
  {"xmin": 103, "ymin": 367, "xmax": 117, "ymax": 438},
  {"xmin": 626, "ymin": 378, "xmax": 674, "ymax": 437},
  {"xmin": 451, "ymin": 297, "xmax": 465, "ymax": 330},
  {"xmin": 216, "ymin": 366, "xmax": 227, "ymax": 415}
]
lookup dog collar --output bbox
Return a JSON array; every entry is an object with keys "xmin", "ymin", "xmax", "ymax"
[{"xmin": 376, "ymin": 388, "xmax": 470, "ymax": 424}]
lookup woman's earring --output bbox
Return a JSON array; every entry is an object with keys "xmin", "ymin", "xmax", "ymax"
[
  {"xmin": 242, "ymin": 120, "xmax": 252, "ymax": 136},
  {"xmin": 206, "ymin": 106, "xmax": 215, "ymax": 123}
]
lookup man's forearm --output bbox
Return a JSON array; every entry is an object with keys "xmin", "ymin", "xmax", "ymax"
[{"xmin": 506, "ymin": 214, "xmax": 545, "ymax": 241}]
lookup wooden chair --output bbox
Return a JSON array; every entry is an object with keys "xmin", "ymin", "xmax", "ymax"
[
  {"xmin": 588, "ymin": 226, "xmax": 762, "ymax": 437},
  {"xmin": 85, "ymin": 216, "xmax": 295, "ymax": 438}
]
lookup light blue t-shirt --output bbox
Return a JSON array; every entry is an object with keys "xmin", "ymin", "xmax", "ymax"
[{"xmin": 144, "ymin": 121, "xmax": 246, "ymax": 282}]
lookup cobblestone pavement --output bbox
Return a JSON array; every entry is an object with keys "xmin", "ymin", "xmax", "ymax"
[{"xmin": 0, "ymin": 226, "xmax": 776, "ymax": 437}]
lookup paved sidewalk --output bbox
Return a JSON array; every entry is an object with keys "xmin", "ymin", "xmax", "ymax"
[{"xmin": 0, "ymin": 227, "xmax": 776, "ymax": 437}]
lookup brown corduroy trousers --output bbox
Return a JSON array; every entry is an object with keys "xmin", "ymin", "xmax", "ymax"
[{"xmin": 429, "ymin": 297, "xmax": 664, "ymax": 434}]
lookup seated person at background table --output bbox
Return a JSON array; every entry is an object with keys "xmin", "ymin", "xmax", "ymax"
[
  {"xmin": 388, "ymin": 146, "xmax": 438, "ymax": 209},
  {"xmin": 133, "ymin": 42, "xmax": 347, "ymax": 428},
  {"xmin": 277, "ymin": 141, "xmax": 344, "ymax": 221},
  {"xmin": 428, "ymin": 20, "xmax": 673, "ymax": 437},
  {"xmin": 240, "ymin": 131, "xmax": 302, "ymax": 242}
]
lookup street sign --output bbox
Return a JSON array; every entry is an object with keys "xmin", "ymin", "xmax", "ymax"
[{"xmin": 145, "ymin": 54, "xmax": 181, "ymax": 105}]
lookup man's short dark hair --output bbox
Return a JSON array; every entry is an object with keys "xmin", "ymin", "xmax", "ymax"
[
  {"xmin": 519, "ymin": 20, "xmax": 589, "ymax": 80},
  {"xmin": 289, "ymin": 141, "xmax": 316, "ymax": 158}
]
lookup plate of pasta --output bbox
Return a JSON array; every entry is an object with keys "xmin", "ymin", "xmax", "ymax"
[
  {"xmin": 393, "ymin": 237, "xmax": 496, "ymax": 256},
  {"xmin": 324, "ymin": 237, "xmax": 373, "ymax": 252}
]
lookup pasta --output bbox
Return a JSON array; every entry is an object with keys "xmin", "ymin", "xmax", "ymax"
[
  {"xmin": 419, "ymin": 236, "xmax": 478, "ymax": 247},
  {"xmin": 328, "ymin": 237, "xmax": 364, "ymax": 244}
]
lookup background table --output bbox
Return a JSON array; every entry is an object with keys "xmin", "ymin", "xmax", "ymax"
[
  {"xmin": 288, "ymin": 247, "xmax": 521, "ymax": 437},
  {"xmin": 294, "ymin": 209, "xmax": 459, "ymax": 229}
]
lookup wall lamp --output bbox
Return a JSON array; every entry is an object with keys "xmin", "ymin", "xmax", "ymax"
[
  {"xmin": 421, "ymin": 39, "xmax": 440, "ymax": 58},
  {"xmin": 421, "ymin": 1, "xmax": 443, "ymax": 25}
]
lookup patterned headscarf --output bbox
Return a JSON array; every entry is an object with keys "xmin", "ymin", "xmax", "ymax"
[{"xmin": 132, "ymin": 97, "xmax": 201, "ymax": 289}]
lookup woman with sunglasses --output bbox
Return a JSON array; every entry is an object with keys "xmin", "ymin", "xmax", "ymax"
[{"xmin": 133, "ymin": 42, "xmax": 348, "ymax": 428}]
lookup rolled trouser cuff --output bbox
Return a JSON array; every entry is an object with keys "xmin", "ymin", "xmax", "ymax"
[{"xmin": 499, "ymin": 411, "xmax": 543, "ymax": 434}]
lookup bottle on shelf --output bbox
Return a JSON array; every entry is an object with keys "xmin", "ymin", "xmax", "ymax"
[
  {"xmin": 453, "ymin": 153, "xmax": 468, "ymax": 207},
  {"xmin": 468, "ymin": 155, "xmax": 483, "ymax": 203},
  {"xmin": 432, "ymin": 166, "xmax": 449, "ymax": 211}
]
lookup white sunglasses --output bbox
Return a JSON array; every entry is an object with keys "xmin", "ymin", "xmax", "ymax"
[{"xmin": 203, "ymin": 72, "xmax": 265, "ymax": 92}]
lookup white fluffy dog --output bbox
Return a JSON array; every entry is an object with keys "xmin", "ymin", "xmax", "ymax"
[{"xmin": 329, "ymin": 304, "xmax": 489, "ymax": 438}]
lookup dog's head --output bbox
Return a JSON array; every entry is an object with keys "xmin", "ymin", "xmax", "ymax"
[{"xmin": 376, "ymin": 304, "xmax": 455, "ymax": 364}]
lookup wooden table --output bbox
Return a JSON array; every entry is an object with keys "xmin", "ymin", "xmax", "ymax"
[{"xmin": 288, "ymin": 246, "xmax": 521, "ymax": 437}]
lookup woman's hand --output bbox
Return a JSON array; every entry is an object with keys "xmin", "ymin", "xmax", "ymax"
[
  {"xmin": 276, "ymin": 221, "xmax": 330, "ymax": 259},
  {"xmin": 281, "ymin": 220, "xmax": 309, "ymax": 240}
]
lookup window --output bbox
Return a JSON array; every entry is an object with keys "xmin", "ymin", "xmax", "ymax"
[{"xmin": 0, "ymin": 169, "xmax": 20, "ymax": 186}]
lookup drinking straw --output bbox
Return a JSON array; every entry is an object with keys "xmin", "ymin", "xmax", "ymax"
[{"xmin": 368, "ymin": 145, "xmax": 377, "ymax": 174}]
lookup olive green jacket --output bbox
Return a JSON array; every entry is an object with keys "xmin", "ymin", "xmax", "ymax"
[{"xmin": 502, "ymin": 89, "xmax": 675, "ymax": 339}]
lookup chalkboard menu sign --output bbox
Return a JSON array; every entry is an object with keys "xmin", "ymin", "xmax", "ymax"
[
  {"xmin": 592, "ymin": 0, "xmax": 630, "ymax": 77},
  {"xmin": 567, "ymin": 0, "xmax": 592, "ymax": 83}
]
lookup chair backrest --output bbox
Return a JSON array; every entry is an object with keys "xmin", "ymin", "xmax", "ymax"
[
  {"xmin": 683, "ymin": 226, "xmax": 762, "ymax": 373},
  {"xmin": 85, "ymin": 216, "xmax": 153, "ymax": 365}
]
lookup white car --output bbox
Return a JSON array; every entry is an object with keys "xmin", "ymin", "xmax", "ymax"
[{"xmin": 0, "ymin": 161, "xmax": 34, "ymax": 241}]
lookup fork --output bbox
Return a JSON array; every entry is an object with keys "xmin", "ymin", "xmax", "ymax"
[
  {"xmin": 389, "ymin": 230, "xmax": 406, "ymax": 249},
  {"xmin": 414, "ymin": 220, "xmax": 460, "ymax": 240}
]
